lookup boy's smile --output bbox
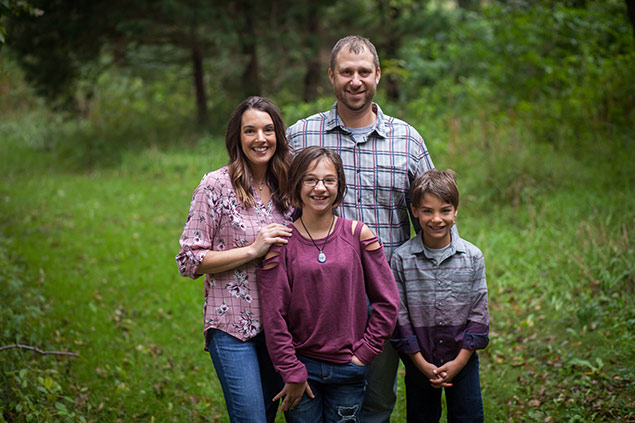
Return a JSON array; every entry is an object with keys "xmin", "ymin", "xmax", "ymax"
[{"xmin": 411, "ymin": 193, "xmax": 458, "ymax": 249}]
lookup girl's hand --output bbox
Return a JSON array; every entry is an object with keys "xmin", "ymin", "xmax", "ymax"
[
  {"xmin": 274, "ymin": 382, "xmax": 314, "ymax": 411},
  {"xmin": 351, "ymin": 355, "xmax": 366, "ymax": 366},
  {"xmin": 250, "ymin": 223, "xmax": 292, "ymax": 258}
]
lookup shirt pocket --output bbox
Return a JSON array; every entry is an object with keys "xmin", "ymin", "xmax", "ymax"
[
  {"xmin": 374, "ymin": 164, "xmax": 407, "ymax": 207},
  {"xmin": 451, "ymin": 269, "xmax": 474, "ymax": 302}
]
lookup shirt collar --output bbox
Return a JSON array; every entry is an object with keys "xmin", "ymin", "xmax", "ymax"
[
  {"xmin": 412, "ymin": 225, "xmax": 465, "ymax": 261},
  {"xmin": 325, "ymin": 101, "xmax": 388, "ymax": 139}
]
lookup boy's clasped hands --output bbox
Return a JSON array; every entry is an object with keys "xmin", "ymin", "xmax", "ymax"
[{"xmin": 412, "ymin": 350, "xmax": 473, "ymax": 389}]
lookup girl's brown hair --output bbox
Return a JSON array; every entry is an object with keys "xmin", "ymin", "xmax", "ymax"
[
  {"xmin": 225, "ymin": 96, "xmax": 291, "ymax": 211},
  {"xmin": 288, "ymin": 146, "xmax": 347, "ymax": 209}
]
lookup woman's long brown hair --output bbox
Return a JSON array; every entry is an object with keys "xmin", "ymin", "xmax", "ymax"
[{"xmin": 225, "ymin": 96, "xmax": 291, "ymax": 212}]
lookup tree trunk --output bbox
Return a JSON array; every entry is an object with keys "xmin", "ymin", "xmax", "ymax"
[
  {"xmin": 378, "ymin": 0, "xmax": 402, "ymax": 101},
  {"xmin": 303, "ymin": 12, "xmax": 321, "ymax": 102},
  {"xmin": 191, "ymin": 38, "xmax": 208, "ymax": 125},
  {"xmin": 457, "ymin": 0, "xmax": 480, "ymax": 10},
  {"xmin": 239, "ymin": 2, "xmax": 261, "ymax": 98},
  {"xmin": 626, "ymin": 0, "xmax": 635, "ymax": 40}
]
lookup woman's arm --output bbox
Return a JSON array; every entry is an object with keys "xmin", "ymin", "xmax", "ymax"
[
  {"xmin": 196, "ymin": 223, "xmax": 291, "ymax": 274},
  {"xmin": 176, "ymin": 171, "xmax": 292, "ymax": 278}
]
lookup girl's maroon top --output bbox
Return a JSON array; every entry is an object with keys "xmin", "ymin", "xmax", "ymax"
[{"xmin": 258, "ymin": 217, "xmax": 399, "ymax": 384}]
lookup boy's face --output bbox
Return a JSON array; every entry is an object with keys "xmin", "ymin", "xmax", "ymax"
[{"xmin": 411, "ymin": 193, "xmax": 458, "ymax": 249}]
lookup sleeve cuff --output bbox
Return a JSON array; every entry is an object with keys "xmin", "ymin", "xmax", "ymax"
[
  {"xmin": 390, "ymin": 335, "xmax": 420, "ymax": 354},
  {"xmin": 462, "ymin": 333, "xmax": 489, "ymax": 351}
]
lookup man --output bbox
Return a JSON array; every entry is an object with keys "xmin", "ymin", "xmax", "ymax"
[{"xmin": 287, "ymin": 35, "xmax": 435, "ymax": 422}]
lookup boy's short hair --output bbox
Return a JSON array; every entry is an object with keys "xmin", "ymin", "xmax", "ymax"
[{"xmin": 411, "ymin": 169, "xmax": 459, "ymax": 208}]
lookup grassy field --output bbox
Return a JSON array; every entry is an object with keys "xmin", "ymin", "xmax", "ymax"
[{"xmin": 1, "ymin": 99, "xmax": 634, "ymax": 422}]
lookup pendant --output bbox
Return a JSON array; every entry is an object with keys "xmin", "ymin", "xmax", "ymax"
[{"xmin": 317, "ymin": 251, "xmax": 326, "ymax": 263}]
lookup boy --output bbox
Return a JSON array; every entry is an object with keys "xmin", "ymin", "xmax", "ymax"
[{"xmin": 390, "ymin": 169, "xmax": 489, "ymax": 423}]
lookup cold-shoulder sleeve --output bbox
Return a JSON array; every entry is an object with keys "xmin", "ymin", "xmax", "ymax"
[
  {"xmin": 175, "ymin": 173, "xmax": 220, "ymax": 279},
  {"xmin": 353, "ymin": 235, "xmax": 400, "ymax": 364},
  {"xmin": 257, "ymin": 244, "xmax": 308, "ymax": 384}
]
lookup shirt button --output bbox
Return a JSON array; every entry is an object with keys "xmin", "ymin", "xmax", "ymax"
[{"xmin": 439, "ymin": 340, "xmax": 444, "ymax": 344}]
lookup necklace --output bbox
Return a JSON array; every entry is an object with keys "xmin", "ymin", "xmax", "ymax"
[
  {"xmin": 254, "ymin": 180, "xmax": 266, "ymax": 191},
  {"xmin": 300, "ymin": 215, "xmax": 335, "ymax": 263}
]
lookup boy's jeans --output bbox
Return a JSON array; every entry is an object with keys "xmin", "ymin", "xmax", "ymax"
[
  {"xmin": 207, "ymin": 329, "xmax": 282, "ymax": 423},
  {"xmin": 285, "ymin": 355, "xmax": 368, "ymax": 423},
  {"xmin": 403, "ymin": 352, "xmax": 484, "ymax": 423}
]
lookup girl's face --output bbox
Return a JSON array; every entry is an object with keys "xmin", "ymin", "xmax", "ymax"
[
  {"xmin": 299, "ymin": 158, "xmax": 339, "ymax": 215},
  {"xmin": 240, "ymin": 109, "xmax": 277, "ymax": 173}
]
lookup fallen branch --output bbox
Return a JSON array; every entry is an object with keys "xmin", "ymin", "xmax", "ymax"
[{"xmin": 0, "ymin": 344, "xmax": 79, "ymax": 357}]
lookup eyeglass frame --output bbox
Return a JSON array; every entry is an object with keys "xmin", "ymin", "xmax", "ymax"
[{"xmin": 302, "ymin": 176, "xmax": 339, "ymax": 188}]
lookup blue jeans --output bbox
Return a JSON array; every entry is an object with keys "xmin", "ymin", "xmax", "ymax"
[
  {"xmin": 207, "ymin": 329, "xmax": 282, "ymax": 423},
  {"xmin": 359, "ymin": 340, "xmax": 400, "ymax": 423},
  {"xmin": 285, "ymin": 355, "xmax": 368, "ymax": 423},
  {"xmin": 403, "ymin": 352, "xmax": 484, "ymax": 423}
]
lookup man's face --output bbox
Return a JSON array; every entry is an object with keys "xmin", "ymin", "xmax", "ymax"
[{"xmin": 329, "ymin": 47, "xmax": 381, "ymax": 113}]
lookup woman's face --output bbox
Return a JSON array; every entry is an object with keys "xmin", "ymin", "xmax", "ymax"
[
  {"xmin": 299, "ymin": 158, "xmax": 339, "ymax": 215},
  {"xmin": 240, "ymin": 109, "xmax": 277, "ymax": 173}
]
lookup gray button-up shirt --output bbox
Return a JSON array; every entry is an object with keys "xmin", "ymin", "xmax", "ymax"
[{"xmin": 390, "ymin": 229, "xmax": 490, "ymax": 365}]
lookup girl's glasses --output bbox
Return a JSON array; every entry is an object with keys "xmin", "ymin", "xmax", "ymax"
[{"xmin": 302, "ymin": 177, "xmax": 338, "ymax": 188}]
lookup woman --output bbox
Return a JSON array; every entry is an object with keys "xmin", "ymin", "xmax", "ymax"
[
  {"xmin": 176, "ymin": 96, "xmax": 292, "ymax": 423},
  {"xmin": 257, "ymin": 146, "xmax": 399, "ymax": 423}
]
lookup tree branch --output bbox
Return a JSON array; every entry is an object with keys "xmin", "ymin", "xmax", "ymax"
[{"xmin": 0, "ymin": 344, "xmax": 80, "ymax": 357}]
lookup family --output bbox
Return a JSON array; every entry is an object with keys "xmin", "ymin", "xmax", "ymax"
[{"xmin": 176, "ymin": 35, "xmax": 490, "ymax": 423}]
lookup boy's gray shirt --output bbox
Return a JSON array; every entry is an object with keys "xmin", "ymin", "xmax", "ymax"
[{"xmin": 390, "ymin": 227, "xmax": 490, "ymax": 366}]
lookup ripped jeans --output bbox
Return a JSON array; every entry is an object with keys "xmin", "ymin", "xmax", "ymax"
[{"xmin": 285, "ymin": 355, "xmax": 368, "ymax": 423}]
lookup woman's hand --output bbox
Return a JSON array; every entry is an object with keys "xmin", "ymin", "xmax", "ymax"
[
  {"xmin": 196, "ymin": 224, "xmax": 292, "ymax": 275},
  {"xmin": 274, "ymin": 381, "xmax": 314, "ymax": 411},
  {"xmin": 249, "ymin": 223, "xmax": 293, "ymax": 258}
]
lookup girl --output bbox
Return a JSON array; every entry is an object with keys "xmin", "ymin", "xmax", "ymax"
[{"xmin": 257, "ymin": 146, "xmax": 399, "ymax": 423}]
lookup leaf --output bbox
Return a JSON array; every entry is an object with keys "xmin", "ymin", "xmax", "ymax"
[{"xmin": 55, "ymin": 402, "xmax": 68, "ymax": 413}]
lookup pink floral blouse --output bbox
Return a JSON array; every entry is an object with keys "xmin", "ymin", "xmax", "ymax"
[{"xmin": 176, "ymin": 166, "xmax": 293, "ymax": 345}]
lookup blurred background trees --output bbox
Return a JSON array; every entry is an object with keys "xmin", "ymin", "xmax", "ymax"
[
  {"xmin": 1, "ymin": 2, "xmax": 633, "ymax": 421},
  {"xmin": 0, "ymin": 0, "xmax": 632, "ymax": 157}
]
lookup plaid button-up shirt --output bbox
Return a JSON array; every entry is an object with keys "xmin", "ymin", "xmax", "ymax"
[{"xmin": 287, "ymin": 102, "xmax": 434, "ymax": 260}]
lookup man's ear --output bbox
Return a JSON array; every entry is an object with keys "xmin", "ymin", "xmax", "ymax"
[
  {"xmin": 328, "ymin": 67, "xmax": 335, "ymax": 85},
  {"xmin": 376, "ymin": 66, "xmax": 381, "ymax": 84}
]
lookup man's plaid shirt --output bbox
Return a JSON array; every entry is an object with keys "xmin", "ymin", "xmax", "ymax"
[{"xmin": 287, "ymin": 102, "xmax": 434, "ymax": 260}]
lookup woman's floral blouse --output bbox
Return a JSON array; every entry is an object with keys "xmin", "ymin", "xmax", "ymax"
[{"xmin": 176, "ymin": 166, "xmax": 292, "ymax": 345}]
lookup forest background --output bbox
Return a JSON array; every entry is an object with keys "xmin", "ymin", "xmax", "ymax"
[{"xmin": 0, "ymin": 0, "xmax": 633, "ymax": 422}]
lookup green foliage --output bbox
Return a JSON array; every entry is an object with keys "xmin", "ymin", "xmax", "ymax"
[
  {"xmin": 0, "ymin": 239, "xmax": 90, "ymax": 422},
  {"xmin": 400, "ymin": 0, "xmax": 634, "ymax": 136},
  {"xmin": 0, "ymin": 2, "xmax": 633, "ymax": 421},
  {"xmin": 0, "ymin": 0, "xmax": 36, "ymax": 43}
]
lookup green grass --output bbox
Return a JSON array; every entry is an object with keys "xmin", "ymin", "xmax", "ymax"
[{"xmin": 1, "ymin": 104, "xmax": 634, "ymax": 422}]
